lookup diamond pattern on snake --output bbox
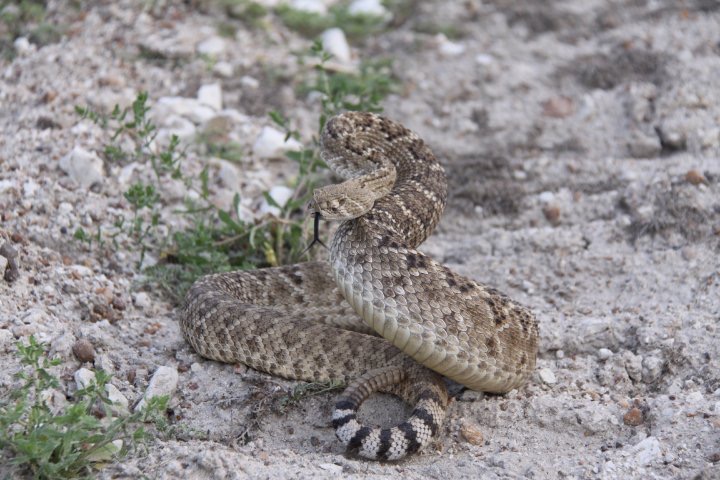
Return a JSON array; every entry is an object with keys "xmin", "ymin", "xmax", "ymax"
[{"xmin": 180, "ymin": 111, "xmax": 539, "ymax": 460}]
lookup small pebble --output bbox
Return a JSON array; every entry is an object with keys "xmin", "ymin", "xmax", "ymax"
[
  {"xmin": 543, "ymin": 205, "xmax": 561, "ymax": 225},
  {"xmin": 542, "ymin": 96, "xmax": 575, "ymax": 118},
  {"xmin": 539, "ymin": 368, "xmax": 557, "ymax": 385},
  {"xmin": 291, "ymin": 0, "xmax": 327, "ymax": 14},
  {"xmin": 318, "ymin": 463, "xmax": 343, "ymax": 474},
  {"xmin": 629, "ymin": 436, "xmax": 661, "ymax": 466},
  {"xmin": 597, "ymin": 348, "xmax": 613, "ymax": 360},
  {"xmin": 555, "ymin": 350, "xmax": 565, "ymax": 359},
  {"xmin": 685, "ymin": 169, "xmax": 707, "ymax": 186},
  {"xmin": 623, "ymin": 407, "xmax": 643, "ymax": 426},
  {"xmin": 106, "ymin": 383, "xmax": 129, "ymax": 409},
  {"xmin": 252, "ymin": 126, "xmax": 302, "ymax": 159},
  {"xmin": 0, "ymin": 242, "xmax": 20, "ymax": 282},
  {"xmin": 460, "ymin": 421, "xmax": 484, "ymax": 445},
  {"xmin": 133, "ymin": 292, "xmax": 151, "ymax": 310},
  {"xmin": 198, "ymin": 83, "xmax": 222, "ymax": 111},
  {"xmin": 196, "ymin": 36, "xmax": 226, "ymax": 57},
  {"xmin": 321, "ymin": 28, "xmax": 351, "ymax": 63},
  {"xmin": 259, "ymin": 185, "xmax": 294, "ymax": 217},
  {"xmin": 213, "ymin": 61, "xmax": 234, "ymax": 78},
  {"xmin": 74, "ymin": 367, "xmax": 96, "ymax": 390},
  {"xmin": 0, "ymin": 256, "xmax": 7, "ymax": 278},
  {"xmin": 436, "ymin": 34, "xmax": 466, "ymax": 57},
  {"xmin": 348, "ymin": 0, "xmax": 389, "ymax": 17},
  {"xmin": 72, "ymin": 338, "xmax": 96, "ymax": 362},
  {"xmin": 134, "ymin": 366, "xmax": 179, "ymax": 412}
]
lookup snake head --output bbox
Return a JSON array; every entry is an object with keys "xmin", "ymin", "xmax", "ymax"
[{"xmin": 311, "ymin": 182, "xmax": 375, "ymax": 221}]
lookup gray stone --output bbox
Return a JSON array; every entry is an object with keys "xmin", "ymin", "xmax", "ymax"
[
  {"xmin": 623, "ymin": 352, "xmax": 643, "ymax": 383},
  {"xmin": 641, "ymin": 355, "xmax": 664, "ymax": 383},
  {"xmin": 74, "ymin": 367, "xmax": 96, "ymax": 390},
  {"xmin": 629, "ymin": 436, "xmax": 661, "ymax": 466},
  {"xmin": 106, "ymin": 383, "xmax": 129, "ymax": 410},
  {"xmin": 134, "ymin": 366, "xmax": 178, "ymax": 412}
]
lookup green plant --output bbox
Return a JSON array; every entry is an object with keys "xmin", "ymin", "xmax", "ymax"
[{"xmin": 0, "ymin": 337, "xmax": 168, "ymax": 479}]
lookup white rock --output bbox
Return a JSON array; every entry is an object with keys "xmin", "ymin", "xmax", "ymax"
[
  {"xmin": 597, "ymin": 348, "xmax": 613, "ymax": 360},
  {"xmin": 475, "ymin": 53, "xmax": 495, "ymax": 65},
  {"xmin": 538, "ymin": 191, "xmax": 555, "ymax": 203},
  {"xmin": 154, "ymin": 96, "xmax": 216, "ymax": 124},
  {"xmin": 436, "ymin": 34, "xmax": 465, "ymax": 57},
  {"xmin": 0, "ymin": 179, "xmax": 16, "ymax": 193},
  {"xmin": 13, "ymin": 37, "xmax": 34, "ymax": 55},
  {"xmin": 155, "ymin": 115, "xmax": 197, "ymax": 147},
  {"xmin": 216, "ymin": 160, "xmax": 240, "ymax": 189},
  {"xmin": 555, "ymin": 350, "xmax": 565, "ymax": 359},
  {"xmin": 74, "ymin": 368, "xmax": 96, "ymax": 390},
  {"xmin": 198, "ymin": 83, "xmax": 222, "ymax": 111},
  {"xmin": 240, "ymin": 75, "xmax": 260, "ymax": 89},
  {"xmin": 23, "ymin": 180, "xmax": 39, "ymax": 197},
  {"xmin": 348, "ymin": 0, "xmax": 388, "ymax": 17},
  {"xmin": 318, "ymin": 463, "xmax": 343, "ymax": 474},
  {"xmin": 106, "ymin": 384, "xmax": 129, "ymax": 409},
  {"xmin": 213, "ymin": 61, "xmax": 234, "ymax": 78},
  {"xmin": 252, "ymin": 126, "xmax": 303, "ymax": 158},
  {"xmin": 260, "ymin": 185, "xmax": 295, "ymax": 216},
  {"xmin": 630, "ymin": 436, "xmax": 661, "ymax": 466},
  {"xmin": 59, "ymin": 146, "xmax": 105, "ymax": 189},
  {"xmin": 291, "ymin": 0, "xmax": 327, "ymax": 14},
  {"xmin": 538, "ymin": 368, "xmax": 557, "ymax": 385},
  {"xmin": 0, "ymin": 256, "xmax": 7, "ymax": 278},
  {"xmin": 321, "ymin": 28, "xmax": 352, "ymax": 63},
  {"xmin": 197, "ymin": 36, "xmax": 226, "ymax": 57},
  {"xmin": 133, "ymin": 292, "xmax": 151, "ymax": 310},
  {"xmin": 134, "ymin": 366, "xmax": 179, "ymax": 412}
]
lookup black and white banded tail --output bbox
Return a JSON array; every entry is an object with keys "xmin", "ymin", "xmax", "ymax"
[{"xmin": 332, "ymin": 364, "xmax": 448, "ymax": 460}]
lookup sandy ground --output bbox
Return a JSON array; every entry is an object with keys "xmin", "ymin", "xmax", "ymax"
[{"xmin": 1, "ymin": 0, "xmax": 719, "ymax": 479}]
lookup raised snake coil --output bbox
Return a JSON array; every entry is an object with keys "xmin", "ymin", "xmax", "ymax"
[{"xmin": 180, "ymin": 112, "xmax": 539, "ymax": 460}]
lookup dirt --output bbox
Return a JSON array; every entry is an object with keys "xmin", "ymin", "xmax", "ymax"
[{"xmin": 1, "ymin": 1, "xmax": 719, "ymax": 479}]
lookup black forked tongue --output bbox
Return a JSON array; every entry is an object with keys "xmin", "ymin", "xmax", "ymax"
[{"xmin": 302, "ymin": 211, "xmax": 328, "ymax": 255}]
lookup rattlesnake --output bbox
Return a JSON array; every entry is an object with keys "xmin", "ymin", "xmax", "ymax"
[{"xmin": 180, "ymin": 112, "xmax": 538, "ymax": 460}]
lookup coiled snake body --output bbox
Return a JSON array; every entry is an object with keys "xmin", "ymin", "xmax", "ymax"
[{"xmin": 180, "ymin": 112, "xmax": 538, "ymax": 460}]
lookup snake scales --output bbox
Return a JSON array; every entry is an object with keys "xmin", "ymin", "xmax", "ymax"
[{"xmin": 180, "ymin": 112, "xmax": 538, "ymax": 460}]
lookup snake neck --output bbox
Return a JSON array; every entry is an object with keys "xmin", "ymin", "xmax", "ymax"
[{"xmin": 321, "ymin": 113, "xmax": 448, "ymax": 248}]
